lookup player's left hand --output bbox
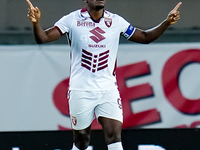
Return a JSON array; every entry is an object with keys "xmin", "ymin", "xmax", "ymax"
[{"xmin": 167, "ymin": 2, "xmax": 182, "ymax": 25}]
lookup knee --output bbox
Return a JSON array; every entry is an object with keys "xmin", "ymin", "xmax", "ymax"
[
  {"xmin": 104, "ymin": 130, "xmax": 121, "ymax": 145},
  {"xmin": 74, "ymin": 130, "xmax": 91, "ymax": 149}
]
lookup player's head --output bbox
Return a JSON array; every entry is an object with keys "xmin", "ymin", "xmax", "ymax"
[{"xmin": 83, "ymin": 0, "xmax": 106, "ymax": 10}]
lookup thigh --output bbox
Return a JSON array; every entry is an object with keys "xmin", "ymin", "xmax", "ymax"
[
  {"xmin": 95, "ymin": 89, "xmax": 123, "ymax": 123},
  {"xmin": 98, "ymin": 117, "xmax": 122, "ymax": 133},
  {"xmin": 69, "ymin": 90, "xmax": 96, "ymax": 130}
]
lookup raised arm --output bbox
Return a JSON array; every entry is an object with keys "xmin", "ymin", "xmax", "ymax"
[
  {"xmin": 26, "ymin": 0, "xmax": 61, "ymax": 44},
  {"xmin": 129, "ymin": 2, "xmax": 182, "ymax": 44}
]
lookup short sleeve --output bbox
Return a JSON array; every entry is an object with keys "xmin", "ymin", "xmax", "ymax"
[
  {"xmin": 118, "ymin": 15, "xmax": 136, "ymax": 39},
  {"xmin": 54, "ymin": 12, "xmax": 74, "ymax": 34}
]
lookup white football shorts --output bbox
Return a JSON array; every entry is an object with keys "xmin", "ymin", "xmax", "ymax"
[{"xmin": 68, "ymin": 89, "xmax": 123, "ymax": 130}]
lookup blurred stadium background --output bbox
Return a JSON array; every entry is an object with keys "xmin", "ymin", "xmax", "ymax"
[
  {"xmin": 1, "ymin": 0, "xmax": 200, "ymax": 44},
  {"xmin": 1, "ymin": 0, "xmax": 200, "ymax": 150}
]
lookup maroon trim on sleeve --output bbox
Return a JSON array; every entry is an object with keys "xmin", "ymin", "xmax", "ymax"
[{"xmin": 54, "ymin": 26, "xmax": 64, "ymax": 36}]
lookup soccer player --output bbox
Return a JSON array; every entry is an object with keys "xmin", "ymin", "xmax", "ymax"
[{"xmin": 26, "ymin": 0, "xmax": 181, "ymax": 150}]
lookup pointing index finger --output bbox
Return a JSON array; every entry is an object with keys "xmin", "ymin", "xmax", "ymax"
[
  {"xmin": 172, "ymin": 2, "xmax": 182, "ymax": 12},
  {"xmin": 26, "ymin": 0, "xmax": 35, "ymax": 10}
]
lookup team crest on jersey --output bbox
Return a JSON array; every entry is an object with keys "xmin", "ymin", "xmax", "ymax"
[
  {"xmin": 71, "ymin": 116, "xmax": 77, "ymax": 126},
  {"xmin": 104, "ymin": 18, "xmax": 112, "ymax": 28}
]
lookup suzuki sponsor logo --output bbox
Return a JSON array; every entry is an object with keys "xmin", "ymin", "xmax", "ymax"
[
  {"xmin": 88, "ymin": 44, "xmax": 106, "ymax": 48},
  {"xmin": 90, "ymin": 27, "xmax": 106, "ymax": 43},
  {"xmin": 80, "ymin": 27, "xmax": 106, "ymax": 47}
]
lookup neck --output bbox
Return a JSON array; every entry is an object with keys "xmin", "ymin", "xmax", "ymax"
[{"xmin": 87, "ymin": 6, "xmax": 104, "ymax": 21}]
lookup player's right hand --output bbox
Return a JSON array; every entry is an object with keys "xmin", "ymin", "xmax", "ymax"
[{"xmin": 26, "ymin": 0, "xmax": 41, "ymax": 23}]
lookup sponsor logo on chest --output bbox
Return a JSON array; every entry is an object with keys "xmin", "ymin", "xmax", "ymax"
[{"xmin": 77, "ymin": 21, "xmax": 95, "ymax": 27}]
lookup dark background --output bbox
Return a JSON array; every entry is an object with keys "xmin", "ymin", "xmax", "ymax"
[
  {"xmin": 1, "ymin": 0, "xmax": 200, "ymax": 44},
  {"xmin": 1, "ymin": 129, "xmax": 200, "ymax": 150}
]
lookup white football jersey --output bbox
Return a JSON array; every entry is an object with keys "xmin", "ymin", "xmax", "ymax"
[{"xmin": 54, "ymin": 8, "xmax": 135, "ymax": 90}]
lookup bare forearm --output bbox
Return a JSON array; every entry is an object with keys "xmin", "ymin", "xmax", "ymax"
[
  {"xmin": 33, "ymin": 22, "xmax": 48, "ymax": 44},
  {"xmin": 129, "ymin": 2, "xmax": 181, "ymax": 44},
  {"xmin": 142, "ymin": 19, "xmax": 170, "ymax": 43},
  {"xmin": 27, "ymin": 0, "xmax": 62, "ymax": 44},
  {"xmin": 129, "ymin": 19, "xmax": 170, "ymax": 44},
  {"xmin": 33, "ymin": 23, "xmax": 61, "ymax": 44}
]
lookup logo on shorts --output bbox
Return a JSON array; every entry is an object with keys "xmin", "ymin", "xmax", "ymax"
[{"xmin": 71, "ymin": 116, "xmax": 77, "ymax": 126}]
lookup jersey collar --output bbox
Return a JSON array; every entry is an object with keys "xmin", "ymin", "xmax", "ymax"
[{"xmin": 80, "ymin": 7, "xmax": 110, "ymax": 21}]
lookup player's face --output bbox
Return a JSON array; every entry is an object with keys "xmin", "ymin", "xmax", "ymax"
[{"xmin": 85, "ymin": 0, "xmax": 106, "ymax": 10}]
